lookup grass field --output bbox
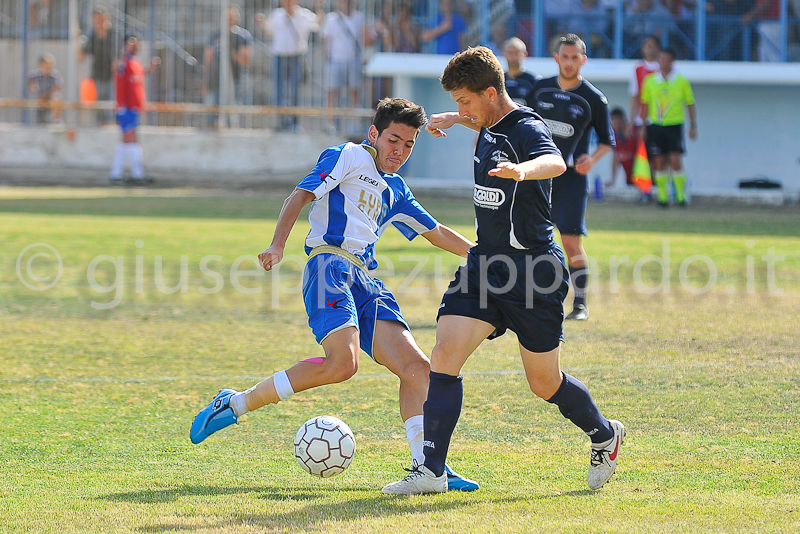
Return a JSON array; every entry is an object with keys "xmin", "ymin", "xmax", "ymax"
[{"xmin": 1, "ymin": 187, "xmax": 799, "ymax": 533}]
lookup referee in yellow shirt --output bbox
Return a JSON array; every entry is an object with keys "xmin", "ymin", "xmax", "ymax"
[{"xmin": 639, "ymin": 48, "xmax": 697, "ymax": 207}]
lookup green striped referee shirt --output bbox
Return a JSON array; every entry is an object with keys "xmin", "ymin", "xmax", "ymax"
[{"xmin": 640, "ymin": 71, "xmax": 695, "ymax": 126}]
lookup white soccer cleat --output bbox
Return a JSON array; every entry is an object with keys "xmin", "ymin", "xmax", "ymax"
[
  {"xmin": 382, "ymin": 464, "xmax": 447, "ymax": 495},
  {"xmin": 588, "ymin": 419, "xmax": 626, "ymax": 490}
]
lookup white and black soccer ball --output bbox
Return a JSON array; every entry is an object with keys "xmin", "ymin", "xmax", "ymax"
[{"xmin": 294, "ymin": 415, "xmax": 356, "ymax": 478}]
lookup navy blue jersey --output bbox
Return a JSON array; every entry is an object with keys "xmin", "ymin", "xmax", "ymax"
[
  {"xmin": 472, "ymin": 107, "xmax": 563, "ymax": 254},
  {"xmin": 533, "ymin": 77, "xmax": 615, "ymax": 168},
  {"xmin": 505, "ymin": 71, "xmax": 540, "ymax": 109}
]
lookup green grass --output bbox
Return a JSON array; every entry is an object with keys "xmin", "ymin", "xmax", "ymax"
[{"xmin": 1, "ymin": 187, "xmax": 799, "ymax": 533}]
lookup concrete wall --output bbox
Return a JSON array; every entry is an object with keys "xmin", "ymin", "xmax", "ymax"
[{"xmin": 0, "ymin": 124, "xmax": 340, "ymax": 187}]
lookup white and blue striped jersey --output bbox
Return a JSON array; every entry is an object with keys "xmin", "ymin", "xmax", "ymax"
[{"xmin": 297, "ymin": 142, "xmax": 437, "ymax": 270}]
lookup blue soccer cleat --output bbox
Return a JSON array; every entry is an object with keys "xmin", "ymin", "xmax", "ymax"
[
  {"xmin": 445, "ymin": 464, "xmax": 480, "ymax": 492},
  {"xmin": 190, "ymin": 388, "xmax": 239, "ymax": 444}
]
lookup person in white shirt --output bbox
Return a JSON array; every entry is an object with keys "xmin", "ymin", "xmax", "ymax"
[
  {"xmin": 257, "ymin": 0, "xmax": 324, "ymax": 130},
  {"xmin": 320, "ymin": 0, "xmax": 374, "ymax": 133}
]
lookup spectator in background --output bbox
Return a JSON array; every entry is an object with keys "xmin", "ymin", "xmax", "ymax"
[
  {"xmin": 321, "ymin": 0, "xmax": 372, "ymax": 134},
  {"xmin": 502, "ymin": 37, "xmax": 540, "ymax": 108},
  {"xmin": 486, "ymin": 20, "xmax": 510, "ymax": 56},
  {"xmin": 256, "ymin": 0, "xmax": 324, "ymax": 131},
  {"xmin": 421, "ymin": 0, "xmax": 468, "ymax": 55},
  {"xmin": 627, "ymin": 35, "xmax": 660, "ymax": 201},
  {"xmin": 111, "ymin": 35, "xmax": 160, "ymax": 183},
  {"xmin": 27, "ymin": 53, "xmax": 63, "ymax": 124},
  {"xmin": 78, "ymin": 4, "xmax": 117, "ymax": 125},
  {"xmin": 392, "ymin": 1, "xmax": 422, "ymax": 53},
  {"xmin": 625, "ymin": 0, "xmax": 673, "ymax": 58},
  {"xmin": 606, "ymin": 107, "xmax": 637, "ymax": 189},
  {"xmin": 706, "ymin": 0, "xmax": 749, "ymax": 61},
  {"xmin": 741, "ymin": 0, "xmax": 782, "ymax": 62},
  {"xmin": 575, "ymin": 0, "xmax": 611, "ymax": 58},
  {"xmin": 202, "ymin": 5, "xmax": 253, "ymax": 127},
  {"xmin": 629, "ymin": 35, "xmax": 661, "ymax": 135}
]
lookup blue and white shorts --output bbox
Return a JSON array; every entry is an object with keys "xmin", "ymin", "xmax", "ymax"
[{"xmin": 302, "ymin": 253, "xmax": 408, "ymax": 360}]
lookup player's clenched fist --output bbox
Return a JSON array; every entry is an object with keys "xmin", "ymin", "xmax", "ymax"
[{"xmin": 258, "ymin": 245, "xmax": 283, "ymax": 271}]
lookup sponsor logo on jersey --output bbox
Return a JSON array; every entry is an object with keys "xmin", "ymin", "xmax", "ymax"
[
  {"xmin": 483, "ymin": 131, "xmax": 496, "ymax": 144},
  {"xmin": 473, "ymin": 184, "xmax": 505, "ymax": 209},
  {"xmin": 553, "ymin": 92, "xmax": 571, "ymax": 100},
  {"xmin": 537, "ymin": 101, "xmax": 554, "ymax": 109},
  {"xmin": 490, "ymin": 150, "xmax": 510, "ymax": 164},
  {"xmin": 568, "ymin": 104, "xmax": 585, "ymax": 119},
  {"xmin": 358, "ymin": 174, "xmax": 380, "ymax": 187},
  {"xmin": 542, "ymin": 118, "xmax": 575, "ymax": 138}
]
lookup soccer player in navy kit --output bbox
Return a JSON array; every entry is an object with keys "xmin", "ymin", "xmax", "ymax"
[
  {"xmin": 502, "ymin": 37, "xmax": 539, "ymax": 108},
  {"xmin": 383, "ymin": 47, "xmax": 625, "ymax": 495},
  {"xmin": 533, "ymin": 34, "xmax": 615, "ymax": 321}
]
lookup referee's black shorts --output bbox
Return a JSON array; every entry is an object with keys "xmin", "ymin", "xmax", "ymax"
[
  {"xmin": 437, "ymin": 245, "xmax": 569, "ymax": 353},
  {"xmin": 646, "ymin": 123, "xmax": 685, "ymax": 156}
]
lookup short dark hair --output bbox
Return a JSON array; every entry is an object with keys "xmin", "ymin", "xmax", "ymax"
[
  {"xmin": 642, "ymin": 35, "xmax": 661, "ymax": 50},
  {"xmin": 373, "ymin": 97, "xmax": 427, "ymax": 135},
  {"xmin": 555, "ymin": 33, "xmax": 586, "ymax": 55},
  {"xmin": 440, "ymin": 46, "xmax": 505, "ymax": 96},
  {"xmin": 661, "ymin": 47, "xmax": 677, "ymax": 59},
  {"xmin": 610, "ymin": 107, "xmax": 626, "ymax": 119}
]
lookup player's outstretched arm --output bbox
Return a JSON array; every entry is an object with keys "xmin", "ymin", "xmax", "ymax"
[
  {"xmin": 258, "ymin": 188, "xmax": 315, "ymax": 271},
  {"xmin": 489, "ymin": 154, "xmax": 567, "ymax": 181},
  {"xmin": 421, "ymin": 223, "xmax": 475, "ymax": 257},
  {"xmin": 426, "ymin": 111, "xmax": 480, "ymax": 137}
]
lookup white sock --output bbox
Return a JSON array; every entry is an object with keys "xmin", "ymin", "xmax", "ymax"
[
  {"xmin": 404, "ymin": 414, "xmax": 425, "ymax": 466},
  {"xmin": 274, "ymin": 370, "xmax": 295, "ymax": 401},
  {"xmin": 110, "ymin": 142, "xmax": 126, "ymax": 179},
  {"xmin": 230, "ymin": 392, "xmax": 248, "ymax": 417},
  {"xmin": 126, "ymin": 143, "xmax": 144, "ymax": 178}
]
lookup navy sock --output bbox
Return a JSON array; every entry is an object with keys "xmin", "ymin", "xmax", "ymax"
[
  {"xmin": 569, "ymin": 265, "xmax": 588, "ymax": 307},
  {"xmin": 422, "ymin": 371, "xmax": 463, "ymax": 477},
  {"xmin": 547, "ymin": 373, "xmax": 613, "ymax": 444}
]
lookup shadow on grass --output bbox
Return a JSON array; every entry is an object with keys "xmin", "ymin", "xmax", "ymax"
[{"xmin": 100, "ymin": 483, "xmax": 556, "ymax": 532}]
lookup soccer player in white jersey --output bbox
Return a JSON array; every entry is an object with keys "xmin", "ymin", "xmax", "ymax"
[{"xmin": 190, "ymin": 98, "xmax": 480, "ymax": 491}]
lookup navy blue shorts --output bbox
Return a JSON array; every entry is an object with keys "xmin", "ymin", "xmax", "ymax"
[
  {"xmin": 437, "ymin": 245, "xmax": 569, "ymax": 353},
  {"xmin": 551, "ymin": 167, "xmax": 588, "ymax": 236}
]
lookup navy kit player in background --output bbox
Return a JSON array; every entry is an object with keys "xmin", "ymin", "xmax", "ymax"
[
  {"xmin": 533, "ymin": 34, "xmax": 615, "ymax": 321},
  {"xmin": 383, "ymin": 47, "xmax": 625, "ymax": 495},
  {"xmin": 190, "ymin": 98, "xmax": 479, "ymax": 492},
  {"xmin": 502, "ymin": 37, "xmax": 539, "ymax": 108}
]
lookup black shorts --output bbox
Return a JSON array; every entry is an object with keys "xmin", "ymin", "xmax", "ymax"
[
  {"xmin": 551, "ymin": 167, "xmax": 588, "ymax": 236},
  {"xmin": 437, "ymin": 245, "xmax": 569, "ymax": 353},
  {"xmin": 646, "ymin": 124, "xmax": 685, "ymax": 156}
]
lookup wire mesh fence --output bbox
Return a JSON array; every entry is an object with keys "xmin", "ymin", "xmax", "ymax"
[{"xmin": 1, "ymin": 0, "xmax": 798, "ymax": 130}]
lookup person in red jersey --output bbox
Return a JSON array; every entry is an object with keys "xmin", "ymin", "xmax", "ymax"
[{"xmin": 110, "ymin": 34, "xmax": 160, "ymax": 183}]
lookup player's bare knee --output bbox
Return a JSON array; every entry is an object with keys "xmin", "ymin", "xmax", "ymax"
[
  {"xmin": 527, "ymin": 375, "xmax": 561, "ymax": 399},
  {"xmin": 397, "ymin": 358, "xmax": 430, "ymax": 384}
]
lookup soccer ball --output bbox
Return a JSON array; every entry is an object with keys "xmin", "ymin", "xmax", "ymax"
[{"xmin": 294, "ymin": 415, "xmax": 356, "ymax": 478}]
